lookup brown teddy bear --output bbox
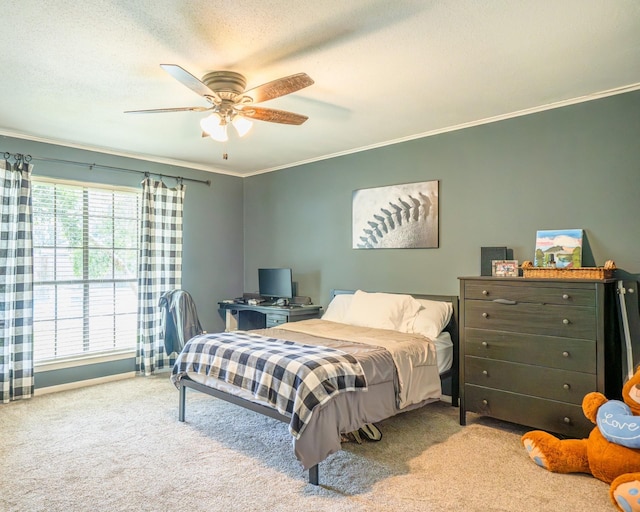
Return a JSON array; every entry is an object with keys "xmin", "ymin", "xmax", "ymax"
[{"xmin": 522, "ymin": 368, "xmax": 640, "ymax": 511}]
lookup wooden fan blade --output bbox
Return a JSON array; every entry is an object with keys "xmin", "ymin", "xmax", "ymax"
[
  {"xmin": 160, "ymin": 64, "xmax": 221, "ymax": 101},
  {"xmin": 242, "ymin": 73, "xmax": 314, "ymax": 104},
  {"xmin": 124, "ymin": 106, "xmax": 211, "ymax": 114},
  {"xmin": 239, "ymin": 106, "xmax": 309, "ymax": 125}
]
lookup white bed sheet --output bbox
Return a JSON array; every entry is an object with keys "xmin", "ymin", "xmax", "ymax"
[{"xmin": 434, "ymin": 330, "xmax": 453, "ymax": 374}]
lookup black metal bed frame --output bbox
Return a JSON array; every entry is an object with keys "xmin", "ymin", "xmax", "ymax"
[{"xmin": 177, "ymin": 290, "xmax": 459, "ymax": 486}]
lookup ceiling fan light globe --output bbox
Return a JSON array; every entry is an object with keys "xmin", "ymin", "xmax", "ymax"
[
  {"xmin": 232, "ymin": 115, "xmax": 253, "ymax": 137},
  {"xmin": 199, "ymin": 113, "xmax": 219, "ymax": 133},
  {"xmin": 200, "ymin": 114, "xmax": 228, "ymax": 142},
  {"xmin": 209, "ymin": 124, "xmax": 228, "ymax": 142}
]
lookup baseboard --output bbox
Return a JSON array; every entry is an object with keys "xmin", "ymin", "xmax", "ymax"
[{"xmin": 34, "ymin": 371, "xmax": 136, "ymax": 396}]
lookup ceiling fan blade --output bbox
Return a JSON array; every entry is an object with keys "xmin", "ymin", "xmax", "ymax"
[
  {"xmin": 124, "ymin": 106, "xmax": 211, "ymax": 114},
  {"xmin": 160, "ymin": 64, "xmax": 221, "ymax": 101},
  {"xmin": 242, "ymin": 73, "xmax": 314, "ymax": 104},
  {"xmin": 239, "ymin": 106, "xmax": 309, "ymax": 125}
]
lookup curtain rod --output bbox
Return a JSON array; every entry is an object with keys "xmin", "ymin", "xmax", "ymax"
[{"xmin": 2, "ymin": 151, "xmax": 211, "ymax": 186}]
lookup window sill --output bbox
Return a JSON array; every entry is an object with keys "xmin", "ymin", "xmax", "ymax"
[{"xmin": 35, "ymin": 350, "xmax": 136, "ymax": 373}]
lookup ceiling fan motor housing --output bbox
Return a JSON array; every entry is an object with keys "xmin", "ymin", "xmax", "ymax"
[{"xmin": 202, "ymin": 71, "xmax": 247, "ymax": 98}]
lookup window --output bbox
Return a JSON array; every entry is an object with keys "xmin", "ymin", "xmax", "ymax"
[{"xmin": 32, "ymin": 178, "xmax": 141, "ymax": 362}]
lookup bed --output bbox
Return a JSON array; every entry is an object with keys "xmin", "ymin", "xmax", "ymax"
[{"xmin": 171, "ymin": 289, "xmax": 459, "ymax": 485}]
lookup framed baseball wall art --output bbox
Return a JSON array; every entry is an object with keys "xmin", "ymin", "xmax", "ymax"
[{"xmin": 352, "ymin": 180, "xmax": 439, "ymax": 249}]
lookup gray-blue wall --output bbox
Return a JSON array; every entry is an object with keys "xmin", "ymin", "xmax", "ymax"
[
  {"xmin": 5, "ymin": 88, "xmax": 639, "ymax": 388},
  {"xmin": 243, "ymin": 90, "xmax": 640, "ymax": 307}
]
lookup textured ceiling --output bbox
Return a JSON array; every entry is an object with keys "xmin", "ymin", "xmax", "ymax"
[{"xmin": 1, "ymin": 0, "xmax": 639, "ymax": 176}]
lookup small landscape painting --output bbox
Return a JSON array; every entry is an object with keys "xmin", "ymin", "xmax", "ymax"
[{"xmin": 534, "ymin": 229, "xmax": 583, "ymax": 268}]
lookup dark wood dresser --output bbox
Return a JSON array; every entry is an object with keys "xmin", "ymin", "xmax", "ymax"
[{"xmin": 458, "ymin": 276, "xmax": 621, "ymax": 437}]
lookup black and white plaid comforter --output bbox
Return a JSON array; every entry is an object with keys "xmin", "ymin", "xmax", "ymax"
[{"xmin": 171, "ymin": 331, "xmax": 367, "ymax": 438}]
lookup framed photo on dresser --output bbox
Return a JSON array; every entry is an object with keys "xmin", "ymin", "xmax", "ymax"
[{"xmin": 492, "ymin": 260, "xmax": 519, "ymax": 277}]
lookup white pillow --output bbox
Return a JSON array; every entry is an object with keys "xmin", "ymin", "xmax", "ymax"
[
  {"xmin": 343, "ymin": 290, "xmax": 421, "ymax": 332},
  {"xmin": 410, "ymin": 299, "xmax": 453, "ymax": 339},
  {"xmin": 321, "ymin": 294, "xmax": 353, "ymax": 323}
]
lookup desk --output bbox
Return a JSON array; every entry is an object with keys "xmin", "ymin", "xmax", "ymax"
[{"xmin": 218, "ymin": 302, "xmax": 323, "ymax": 331}]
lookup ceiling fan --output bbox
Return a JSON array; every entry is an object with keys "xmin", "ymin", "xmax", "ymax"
[{"xmin": 125, "ymin": 64, "xmax": 314, "ymax": 142}]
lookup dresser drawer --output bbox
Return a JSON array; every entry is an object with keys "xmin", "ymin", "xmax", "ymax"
[
  {"xmin": 464, "ymin": 385, "xmax": 592, "ymax": 437},
  {"xmin": 465, "ymin": 356, "xmax": 597, "ymax": 404},
  {"xmin": 265, "ymin": 313, "xmax": 288, "ymax": 328},
  {"xmin": 464, "ymin": 281, "xmax": 595, "ymax": 306},
  {"xmin": 465, "ymin": 328, "xmax": 596, "ymax": 372},
  {"xmin": 464, "ymin": 300, "xmax": 596, "ymax": 339}
]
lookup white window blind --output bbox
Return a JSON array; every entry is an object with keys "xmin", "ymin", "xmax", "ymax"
[{"xmin": 32, "ymin": 178, "xmax": 141, "ymax": 362}]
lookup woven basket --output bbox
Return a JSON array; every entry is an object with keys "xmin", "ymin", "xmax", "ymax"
[{"xmin": 521, "ymin": 260, "xmax": 616, "ymax": 279}]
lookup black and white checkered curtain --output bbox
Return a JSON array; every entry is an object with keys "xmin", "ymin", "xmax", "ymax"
[
  {"xmin": 136, "ymin": 177, "xmax": 185, "ymax": 375},
  {"xmin": 0, "ymin": 158, "xmax": 34, "ymax": 403}
]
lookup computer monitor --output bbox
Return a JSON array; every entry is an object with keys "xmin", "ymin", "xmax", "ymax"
[{"xmin": 258, "ymin": 268, "xmax": 293, "ymax": 302}]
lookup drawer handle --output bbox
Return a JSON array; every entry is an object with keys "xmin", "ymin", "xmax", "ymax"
[
  {"xmin": 493, "ymin": 298, "xmax": 517, "ymax": 305},
  {"xmin": 481, "ymin": 341, "xmax": 489, "ymax": 348},
  {"xmin": 563, "ymin": 383, "xmax": 571, "ymax": 390},
  {"xmin": 482, "ymin": 312, "xmax": 489, "ymax": 318},
  {"xmin": 563, "ymin": 417, "xmax": 571, "ymax": 424},
  {"xmin": 562, "ymin": 351, "xmax": 570, "ymax": 358},
  {"xmin": 562, "ymin": 294, "xmax": 570, "ymax": 300},
  {"xmin": 482, "ymin": 370, "xmax": 488, "ymax": 376},
  {"xmin": 482, "ymin": 399, "xmax": 489, "ymax": 406},
  {"xmin": 482, "ymin": 290, "xmax": 489, "ymax": 296},
  {"xmin": 562, "ymin": 318, "xmax": 570, "ymax": 325}
]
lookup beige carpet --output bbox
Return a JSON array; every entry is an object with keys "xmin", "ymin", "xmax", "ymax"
[{"xmin": 0, "ymin": 375, "xmax": 613, "ymax": 512}]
